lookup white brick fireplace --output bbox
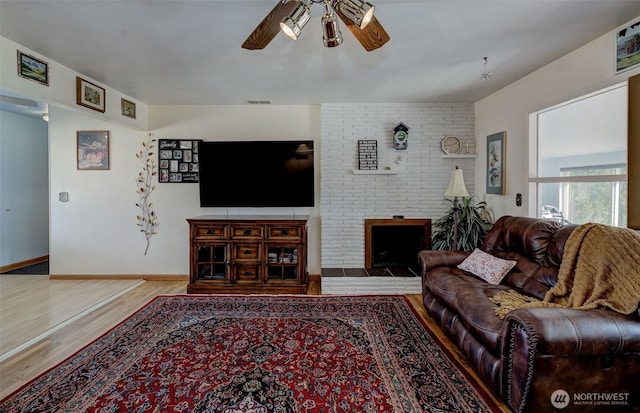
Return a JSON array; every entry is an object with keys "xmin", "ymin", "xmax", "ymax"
[{"xmin": 320, "ymin": 103, "xmax": 476, "ymax": 294}]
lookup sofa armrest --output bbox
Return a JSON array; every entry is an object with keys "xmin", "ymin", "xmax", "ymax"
[
  {"xmin": 501, "ymin": 307, "xmax": 640, "ymax": 413},
  {"xmin": 503, "ymin": 307, "xmax": 640, "ymax": 356},
  {"xmin": 418, "ymin": 250, "xmax": 470, "ymax": 274}
]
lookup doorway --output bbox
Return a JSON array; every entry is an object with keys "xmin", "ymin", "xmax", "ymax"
[{"xmin": 0, "ymin": 91, "xmax": 49, "ymax": 274}]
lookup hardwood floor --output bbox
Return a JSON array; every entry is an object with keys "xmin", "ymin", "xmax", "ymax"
[
  {"xmin": 0, "ymin": 275, "xmax": 144, "ymax": 360},
  {"xmin": 0, "ymin": 277, "xmax": 509, "ymax": 411},
  {"xmin": 0, "ymin": 278, "xmax": 186, "ymax": 399}
]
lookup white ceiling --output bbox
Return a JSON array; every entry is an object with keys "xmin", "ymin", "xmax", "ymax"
[{"xmin": 1, "ymin": 0, "xmax": 639, "ymax": 107}]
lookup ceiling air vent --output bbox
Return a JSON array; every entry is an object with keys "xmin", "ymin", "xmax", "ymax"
[{"xmin": 245, "ymin": 100, "xmax": 272, "ymax": 105}]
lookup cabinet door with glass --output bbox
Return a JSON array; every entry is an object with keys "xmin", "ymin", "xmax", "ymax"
[
  {"xmin": 265, "ymin": 245, "xmax": 301, "ymax": 282},
  {"xmin": 193, "ymin": 243, "xmax": 229, "ymax": 282}
]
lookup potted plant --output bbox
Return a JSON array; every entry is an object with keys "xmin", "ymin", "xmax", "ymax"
[{"xmin": 431, "ymin": 197, "xmax": 494, "ymax": 251}]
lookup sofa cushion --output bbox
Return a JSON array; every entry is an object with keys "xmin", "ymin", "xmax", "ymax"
[
  {"xmin": 493, "ymin": 250, "xmax": 555, "ymax": 300},
  {"xmin": 546, "ymin": 224, "xmax": 579, "ymax": 267},
  {"xmin": 457, "ymin": 248, "xmax": 516, "ymax": 284},
  {"xmin": 482, "ymin": 215, "xmax": 561, "ymax": 266},
  {"xmin": 426, "ymin": 269, "xmax": 508, "ymax": 354}
]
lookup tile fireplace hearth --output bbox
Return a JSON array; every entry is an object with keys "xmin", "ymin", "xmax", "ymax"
[{"xmin": 321, "ymin": 267, "xmax": 423, "ymax": 294}]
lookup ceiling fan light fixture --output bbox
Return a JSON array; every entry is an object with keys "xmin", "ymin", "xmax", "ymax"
[
  {"xmin": 337, "ymin": 0, "xmax": 375, "ymax": 29},
  {"xmin": 280, "ymin": 2, "xmax": 311, "ymax": 40},
  {"xmin": 322, "ymin": 2, "xmax": 343, "ymax": 47},
  {"xmin": 242, "ymin": 0, "xmax": 388, "ymax": 51},
  {"xmin": 480, "ymin": 56, "xmax": 493, "ymax": 81}
]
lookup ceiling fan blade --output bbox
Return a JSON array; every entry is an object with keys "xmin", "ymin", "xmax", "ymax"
[
  {"xmin": 335, "ymin": 8, "xmax": 390, "ymax": 52},
  {"xmin": 242, "ymin": 0, "xmax": 300, "ymax": 50}
]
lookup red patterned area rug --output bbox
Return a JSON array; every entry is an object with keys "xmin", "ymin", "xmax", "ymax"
[{"xmin": 0, "ymin": 295, "xmax": 500, "ymax": 412}]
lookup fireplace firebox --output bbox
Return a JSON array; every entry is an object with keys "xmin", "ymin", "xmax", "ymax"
[{"xmin": 365, "ymin": 219, "xmax": 431, "ymax": 276}]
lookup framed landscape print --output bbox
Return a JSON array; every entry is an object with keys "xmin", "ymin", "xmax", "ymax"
[
  {"xmin": 17, "ymin": 51, "xmax": 49, "ymax": 86},
  {"xmin": 76, "ymin": 77, "xmax": 105, "ymax": 112},
  {"xmin": 77, "ymin": 130, "xmax": 109, "ymax": 170},
  {"xmin": 616, "ymin": 18, "xmax": 640, "ymax": 74},
  {"xmin": 486, "ymin": 131, "xmax": 506, "ymax": 195}
]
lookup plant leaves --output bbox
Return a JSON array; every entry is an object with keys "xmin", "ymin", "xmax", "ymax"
[{"xmin": 431, "ymin": 196, "xmax": 494, "ymax": 251}]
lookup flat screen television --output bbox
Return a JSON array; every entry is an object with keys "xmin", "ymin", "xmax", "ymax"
[{"xmin": 198, "ymin": 140, "xmax": 314, "ymax": 207}]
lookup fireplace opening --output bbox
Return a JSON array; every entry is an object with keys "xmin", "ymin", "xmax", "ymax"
[{"xmin": 365, "ymin": 219, "xmax": 431, "ymax": 276}]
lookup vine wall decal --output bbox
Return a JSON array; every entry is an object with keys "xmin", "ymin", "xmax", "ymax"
[{"xmin": 135, "ymin": 133, "xmax": 159, "ymax": 255}]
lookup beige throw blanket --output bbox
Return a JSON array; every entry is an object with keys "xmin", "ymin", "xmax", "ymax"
[{"xmin": 490, "ymin": 223, "xmax": 640, "ymax": 319}]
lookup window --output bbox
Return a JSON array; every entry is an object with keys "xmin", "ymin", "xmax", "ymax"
[
  {"xmin": 531, "ymin": 84, "xmax": 628, "ymax": 227},
  {"xmin": 559, "ymin": 165, "xmax": 627, "ymax": 226}
]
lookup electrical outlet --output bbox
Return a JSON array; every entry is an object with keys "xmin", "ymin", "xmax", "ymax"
[{"xmin": 59, "ymin": 192, "xmax": 69, "ymax": 202}]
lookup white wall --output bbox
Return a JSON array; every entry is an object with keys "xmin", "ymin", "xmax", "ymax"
[
  {"xmin": 47, "ymin": 105, "xmax": 322, "ymax": 276},
  {"xmin": 320, "ymin": 103, "xmax": 476, "ymax": 268},
  {"xmin": 0, "ymin": 111, "xmax": 49, "ymax": 266},
  {"xmin": 475, "ymin": 21, "xmax": 640, "ymax": 218},
  {"xmin": 149, "ymin": 105, "xmax": 322, "ymax": 275},
  {"xmin": 48, "ymin": 106, "xmax": 154, "ymax": 274},
  {"xmin": 43, "ymin": 99, "xmax": 473, "ymax": 276}
]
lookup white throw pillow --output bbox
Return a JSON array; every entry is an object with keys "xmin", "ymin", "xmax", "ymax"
[{"xmin": 457, "ymin": 248, "xmax": 517, "ymax": 285}]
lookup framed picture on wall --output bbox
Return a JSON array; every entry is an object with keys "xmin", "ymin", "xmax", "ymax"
[
  {"xmin": 157, "ymin": 139, "xmax": 201, "ymax": 183},
  {"xmin": 17, "ymin": 51, "xmax": 49, "ymax": 86},
  {"xmin": 121, "ymin": 98, "xmax": 136, "ymax": 119},
  {"xmin": 77, "ymin": 130, "xmax": 109, "ymax": 170},
  {"xmin": 357, "ymin": 140, "xmax": 378, "ymax": 170},
  {"xmin": 76, "ymin": 77, "xmax": 106, "ymax": 113},
  {"xmin": 486, "ymin": 131, "xmax": 506, "ymax": 195},
  {"xmin": 616, "ymin": 18, "xmax": 640, "ymax": 74}
]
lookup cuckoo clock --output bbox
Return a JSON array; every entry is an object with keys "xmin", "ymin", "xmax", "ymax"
[{"xmin": 393, "ymin": 122, "xmax": 409, "ymax": 150}]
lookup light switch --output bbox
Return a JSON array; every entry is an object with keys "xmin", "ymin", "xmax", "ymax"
[{"xmin": 59, "ymin": 192, "xmax": 69, "ymax": 202}]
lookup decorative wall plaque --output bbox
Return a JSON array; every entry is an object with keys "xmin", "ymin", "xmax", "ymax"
[
  {"xmin": 358, "ymin": 140, "xmax": 378, "ymax": 170},
  {"xmin": 158, "ymin": 139, "xmax": 202, "ymax": 183}
]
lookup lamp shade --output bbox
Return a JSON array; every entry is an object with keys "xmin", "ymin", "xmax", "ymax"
[
  {"xmin": 444, "ymin": 166, "xmax": 469, "ymax": 198},
  {"xmin": 337, "ymin": 0, "xmax": 375, "ymax": 29},
  {"xmin": 322, "ymin": 3, "xmax": 343, "ymax": 47},
  {"xmin": 280, "ymin": 2, "xmax": 311, "ymax": 40}
]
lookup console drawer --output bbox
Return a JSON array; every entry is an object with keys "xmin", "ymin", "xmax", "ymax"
[
  {"xmin": 232, "ymin": 265, "xmax": 261, "ymax": 284},
  {"xmin": 233, "ymin": 244, "xmax": 261, "ymax": 261},
  {"xmin": 193, "ymin": 224, "xmax": 227, "ymax": 240},
  {"xmin": 267, "ymin": 225, "xmax": 302, "ymax": 239},
  {"xmin": 231, "ymin": 224, "xmax": 264, "ymax": 239}
]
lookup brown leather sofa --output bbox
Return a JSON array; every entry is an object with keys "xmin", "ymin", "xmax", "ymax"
[{"xmin": 419, "ymin": 215, "xmax": 640, "ymax": 413}]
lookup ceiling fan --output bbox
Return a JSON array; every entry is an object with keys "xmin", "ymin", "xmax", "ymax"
[{"xmin": 242, "ymin": 0, "xmax": 389, "ymax": 51}]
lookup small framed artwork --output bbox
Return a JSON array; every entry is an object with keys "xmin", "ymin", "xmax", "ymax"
[
  {"xmin": 17, "ymin": 51, "xmax": 49, "ymax": 86},
  {"xmin": 616, "ymin": 18, "xmax": 640, "ymax": 74},
  {"xmin": 76, "ymin": 77, "xmax": 105, "ymax": 113},
  {"xmin": 486, "ymin": 131, "xmax": 506, "ymax": 195},
  {"xmin": 121, "ymin": 98, "xmax": 136, "ymax": 119},
  {"xmin": 77, "ymin": 130, "xmax": 109, "ymax": 170}
]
